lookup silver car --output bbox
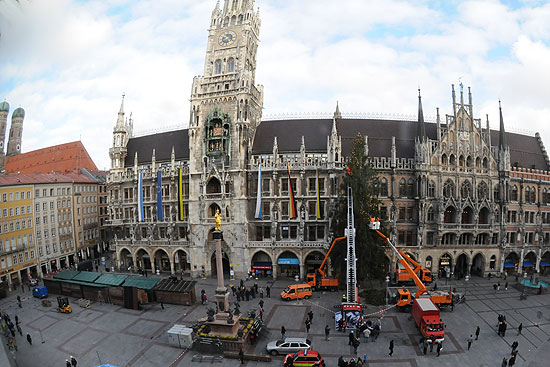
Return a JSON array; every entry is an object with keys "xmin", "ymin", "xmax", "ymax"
[{"xmin": 266, "ymin": 337, "xmax": 311, "ymax": 356}]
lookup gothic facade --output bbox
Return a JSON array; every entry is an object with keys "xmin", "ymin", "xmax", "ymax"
[{"xmin": 107, "ymin": 0, "xmax": 550, "ymax": 280}]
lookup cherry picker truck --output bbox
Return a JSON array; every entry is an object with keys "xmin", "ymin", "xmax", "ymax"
[
  {"xmin": 306, "ymin": 236, "xmax": 346, "ymax": 291},
  {"xmin": 369, "ymin": 217, "xmax": 453, "ymax": 311}
]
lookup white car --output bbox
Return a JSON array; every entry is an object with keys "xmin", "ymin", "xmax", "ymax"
[{"xmin": 266, "ymin": 337, "xmax": 311, "ymax": 356}]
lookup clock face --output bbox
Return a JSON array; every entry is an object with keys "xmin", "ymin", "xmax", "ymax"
[{"xmin": 218, "ymin": 31, "xmax": 237, "ymax": 46}]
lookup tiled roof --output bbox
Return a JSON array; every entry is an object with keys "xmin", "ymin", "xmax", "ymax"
[
  {"xmin": 0, "ymin": 172, "xmax": 97, "ymax": 187},
  {"xmin": 4, "ymin": 141, "xmax": 98, "ymax": 174},
  {"xmin": 124, "ymin": 130, "xmax": 189, "ymax": 166}
]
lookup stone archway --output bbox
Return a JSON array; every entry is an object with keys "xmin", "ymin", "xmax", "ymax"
[
  {"xmin": 454, "ymin": 253, "xmax": 469, "ymax": 279},
  {"xmin": 304, "ymin": 250, "xmax": 326, "ymax": 274},
  {"xmin": 211, "ymin": 250, "xmax": 230, "ymax": 277},
  {"xmin": 541, "ymin": 251, "xmax": 550, "ymax": 275},
  {"xmin": 119, "ymin": 248, "xmax": 133, "ymax": 270},
  {"xmin": 504, "ymin": 252, "xmax": 519, "ymax": 274},
  {"xmin": 251, "ymin": 250, "xmax": 273, "ymax": 278},
  {"xmin": 174, "ymin": 249, "xmax": 189, "ymax": 273},
  {"xmin": 277, "ymin": 250, "xmax": 300, "ymax": 278},
  {"xmin": 154, "ymin": 248, "xmax": 171, "ymax": 273},
  {"xmin": 523, "ymin": 251, "xmax": 537, "ymax": 274},
  {"xmin": 471, "ymin": 253, "xmax": 485, "ymax": 276},
  {"xmin": 439, "ymin": 253, "xmax": 453, "ymax": 278},
  {"xmin": 136, "ymin": 248, "xmax": 152, "ymax": 271}
]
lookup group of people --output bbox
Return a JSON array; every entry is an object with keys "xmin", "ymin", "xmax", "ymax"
[
  {"xmin": 419, "ymin": 335, "xmax": 443, "ymax": 356},
  {"xmin": 497, "ymin": 314, "xmax": 508, "ymax": 337},
  {"xmin": 338, "ymin": 354, "xmax": 368, "ymax": 367},
  {"xmin": 1, "ymin": 310, "xmax": 33, "ymax": 358},
  {"xmin": 501, "ymin": 341, "xmax": 519, "ymax": 366},
  {"xmin": 230, "ymin": 280, "xmax": 270, "ymax": 302}
]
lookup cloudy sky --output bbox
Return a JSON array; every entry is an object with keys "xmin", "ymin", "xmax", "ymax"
[{"xmin": 1, "ymin": 0, "xmax": 549, "ymax": 169}]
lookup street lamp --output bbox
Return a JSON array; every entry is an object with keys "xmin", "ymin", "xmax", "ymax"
[
  {"xmin": 464, "ymin": 275, "xmax": 469, "ymax": 299},
  {"xmin": 385, "ymin": 275, "xmax": 390, "ymax": 305}
]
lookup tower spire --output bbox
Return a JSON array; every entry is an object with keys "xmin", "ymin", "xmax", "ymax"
[
  {"xmin": 498, "ymin": 100, "xmax": 507, "ymax": 149},
  {"xmin": 417, "ymin": 89, "xmax": 427, "ymax": 141},
  {"xmin": 333, "ymin": 101, "xmax": 342, "ymax": 119},
  {"xmin": 116, "ymin": 93, "xmax": 125, "ymax": 128}
]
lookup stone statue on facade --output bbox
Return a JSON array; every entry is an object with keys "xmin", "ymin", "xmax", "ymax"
[{"xmin": 215, "ymin": 209, "xmax": 222, "ymax": 231}]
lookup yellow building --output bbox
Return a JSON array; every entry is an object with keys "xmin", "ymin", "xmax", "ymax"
[{"xmin": 0, "ymin": 184, "xmax": 36, "ymax": 289}]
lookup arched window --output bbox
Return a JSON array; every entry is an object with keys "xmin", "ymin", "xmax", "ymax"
[
  {"xmin": 543, "ymin": 189, "xmax": 548, "ymax": 205},
  {"xmin": 407, "ymin": 179, "xmax": 414, "ymax": 198},
  {"xmin": 477, "ymin": 182, "xmax": 488, "ymax": 200},
  {"xmin": 427, "ymin": 181, "xmax": 436, "ymax": 197},
  {"xmin": 209, "ymin": 203, "xmax": 221, "ymax": 217},
  {"xmin": 461, "ymin": 180, "xmax": 472, "ymax": 198},
  {"xmin": 227, "ymin": 58, "xmax": 235, "ymax": 73},
  {"xmin": 427, "ymin": 206, "xmax": 435, "ymax": 221},
  {"xmin": 214, "ymin": 59, "xmax": 222, "ymax": 74},
  {"xmin": 238, "ymin": 14, "xmax": 244, "ymax": 24},
  {"xmin": 441, "ymin": 154, "xmax": 447, "ymax": 165},
  {"xmin": 482, "ymin": 157, "xmax": 488, "ymax": 168},
  {"xmin": 530, "ymin": 186, "xmax": 536, "ymax": 203},
  {"xmin": 399, "ymin": 179, "xmax": 407, "ymax": 197},
  {"xmin": 443, "ymin": 180, "xmax": 455, "ymax": 198},
  {"xmin": 493, "ymin": 185, "xmax": 500, "ymax": 201},
  {"xmin": 206, "ymin": 177, "xmax": 222, "ymax": 194},
  {"xmin": 459, "ymin": 155, "xmax": 465, "ymax": 167},
  {"xmin": 511, "ymin": 185, "xmax": 518, "ymax": 201},
  {"xmin": 475, "ymin": 157, "xmax": 481, "ymax": 168},
  {"xmin": 449, "ymin": 154, "xmax": 456, "ymax": 166},
  {"xmin": 380, "ymin": 178, "xmax": 388, "ymax": 197},
  {"xmin": 466, "ymin": 156, "xmax": 472, "ymax": 167},
  {"xmin": 444, "ymin": 206, "xmax": 456, "ymax": 223}
]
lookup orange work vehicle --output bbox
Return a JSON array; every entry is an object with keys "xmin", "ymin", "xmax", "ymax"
[
  {"xmin": 369, "ymin": 218, "xmax": 453, "ymax": 311},
  {"xmin": 306, "ymin": 236, "xmax": 346, "ymax": 291},
  {"xmin": 395, "ymin": 252, "xmax": 432, "ymax": 284},
  {"xmin": 280, "ymin": 284, "xmax": 313, "ymax": 301},
  {"xmin": 412, "ymin": 298, "xmax": 445, "ymax": 343}
]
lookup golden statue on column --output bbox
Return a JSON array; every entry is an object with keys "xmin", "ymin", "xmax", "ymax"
[{"xmin": 215, "ymin": 208, "xmax": 222, "ymax": 231}]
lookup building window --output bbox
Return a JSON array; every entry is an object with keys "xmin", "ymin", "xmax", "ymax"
[
  {"xmin": 399, "ymin": 179, "xmax": 406, "ymax": 197},
  {"xmin": 427, "ymin": 181, "xmax": 435, "ymax": 197},
  {"xmin": 227, "ymin": 57, "xmax": 235, "ymax": 72},
  {"xmin": 427, "ymin": 207, "xmax": 435, "ymax": 221},
  {"xmin": 511, "ymin": 185, "xmax": 518, "ymax": 201},
  {"xmin": 443, "ymin": 180, "xmax": 455, "ymax": 198},
  {"xmin": 461, "ymin": 180, "xmax": 472, "ymax": 198},
  {"xmin": 214, "ymin": 59, "xmax": 222, "ymax": 74},
  {"xmin": 262, "ymin": 178, "xmax": 270, "ymax": 194},
  {"xmin": 380, "ymin": 178, "xmax": 388, "ymax": 197}
]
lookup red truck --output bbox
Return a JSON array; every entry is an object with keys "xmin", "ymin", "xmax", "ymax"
[{"xmin": 412, "ymin": 298, "xmax": 445, "ymax": 343}]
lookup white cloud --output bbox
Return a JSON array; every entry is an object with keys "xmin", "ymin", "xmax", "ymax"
[{"xmin": 0, "ymin": 0, "xmax": 549, "ymax": 170}]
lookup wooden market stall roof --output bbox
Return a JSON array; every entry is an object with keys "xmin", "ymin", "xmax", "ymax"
[
  {"xmin": 95, "ymin": 273, "xmax": 128, "ymax": 286},
  {"xmin": 122, "ymin": 276, "xmax": 161, "ymax": 290},
  {"xmin": 72, "ymin": 271, "xmax": 101, "ymax": 283},
  {"xmin": 154, "ymin": 279, "xmax": 196, "ymax": 293},
  {"xmin": 53, "ymin": 270, "xmax": 80, "ymax": 280}
]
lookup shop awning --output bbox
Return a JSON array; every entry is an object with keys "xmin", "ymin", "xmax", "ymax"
[
  {"xmin": 95, "ymin": 273, "xmax": 128, "ymax": 286},
  {"xmin": 277, "ymin": 258, "xmax": 299, "ymax": 265},
  {"xmin": 540, "ymin": 261, "xmax": 550, "ymax": 267},
  {"xmin": 122, "ymin": 276, "xmax": 161, "ymax": 290},
  {"xmin": 73, "ymin": 271, "xmax": 101, "ymax": 283},
  {"xmin": 53, "ymin": 270, "xmax": 79, "ymax": 280},
  {"xmin": 523, "ymin": 261, "xmax": 534, "ymax": 267},
  {"xmin": 252, "ymin": 262, "xmax": 272, "ymax": 269},
  {"xmin": 503, "ymin": 262, "xmax": 516, "ymax": 268}
]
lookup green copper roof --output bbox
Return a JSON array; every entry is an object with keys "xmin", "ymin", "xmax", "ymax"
[
  {"xmin": 0, "ymin": 101, "xmax": 8, "ymax": 112},
  {"xmin": 12, "ymin": 107, "xmax": 24, "ymax": 119}
]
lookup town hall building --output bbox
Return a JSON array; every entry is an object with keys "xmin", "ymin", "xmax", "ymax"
[{"xmin": 107, "ymin": 0, "xmax": 550, "ymax": 280}]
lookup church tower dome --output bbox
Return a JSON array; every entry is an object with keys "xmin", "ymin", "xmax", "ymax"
[{"xmin": 0, "ymin": 101, "xmax": 9, "ymax": 112}]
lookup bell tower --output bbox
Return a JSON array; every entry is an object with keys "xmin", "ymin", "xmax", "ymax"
[{"xmin": 187, "ymin": 0, "xmax": 263, "ymax": 277}]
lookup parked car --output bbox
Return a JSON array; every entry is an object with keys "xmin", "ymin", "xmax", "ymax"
[
  {"xmin": 283, "ymin": 350, "xmax": 325, "ymax": 367},
  {"xmin": 266, "ymin": 337, "xmax": 311, "ymax": 355}
]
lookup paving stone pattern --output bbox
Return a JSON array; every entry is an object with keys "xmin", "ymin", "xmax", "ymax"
[{"xmin": 1, "ymin": 275, "xmax": 549, "ymax": 366}]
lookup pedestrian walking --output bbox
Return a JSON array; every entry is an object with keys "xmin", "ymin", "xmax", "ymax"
[
  {"xmin": 475, "ymin": 326, "xmax": 480, "ymax": 340},
  {"xmin": 259, "ymin": 287, "xmax": 264, "ymax": 298},
  {"xmin": 305, "ymin": 319, "xmax": 311, "ymax": 333},
  {"xmin": 467, "ymin": 335, "xmax": 473, "ymax": 350},
  {"xmin": 238, "ymin": 348, "xmax": 244, "ymax": 364},
  {"xmin": 498, "ymin": 282, "xmax": 501, "ymax": 291},
  {"xmin": 26, "ymin": 333, "xmax": 32, "ymax": 345},
  {"xmin": 436, "ymin": 342, "xmax": 442, "ymax": 357},
  {"xmin": 363, "ymin": 327, "xmax": 371, "ymax": 343},
  {"xmin": 281, "ymin": 326, "xmax": 286, "ymax": 339},
  {"xmin": 494, "ymin": 283, "xmax": 498, "ymax": 294},
  {"xmin": 423, "ymin": 343, "xmax": 428, "ymax": 355},
  {"xmin": 15, "ymin": 316, "xmax": 19, "ymax": 325},
  {"xmin": 517, "ymin": 323, "xmax": 522, "ymax": 335},
  {"xmin": 259, "ymin": 308, "xmax": 263, "ymax": 321},
  {"xmin": 349, "ymin": 331, "xmax": 355, "ymax": 345},
  {"xmin": 343, "ymin": 320, "xmax": 347, "ymax": 333},
  {"xmin": 259, "ymin": 299, "xmax": 264, "ymax": 308},
  {"xmin": 17, "ymin": 295, "xmax": 22, "ymax": 308},
  {"xmin": 266, "ymin": 285, "xmax": 271, "ymax": 298},
  {"xmin": 70, "ymin": 356, "xmax": 77, "ymax": 367},
  {"xmin": 352, "ymin": 337, "xmax": 360, "ymax": 355},
  {"xmin": 389, "ymin": 340, "xmax": 394, "ymax": 356},
  {"xmin": 505, "ymin": 281, "xmax": 508, "ymax": 290},
  {"xmin": 502, "ymin": 322, "xmax": 507, "ymax": 337},
  {"xmin": 509, "ymin": 354, "xmax": 516, "ymax": 366},
  {"xmin": 21, "ymin": 283, "xmax": 24, "ymax": 292},
  {"xmin": 160, "ymin": 298, "xmax": 165, "ymax": 310},
  {"xmin": 66, "ymin": 360, "xmax": 72, "ymax": 367},
  {"xmin": 308, "ymin": 310, "xmax": 314, "ymax": 322},
  {"xmin": 324, "ymin": 325, "xmax": 330, "ymax": 340},
  {"xmin": 16, "ymin": 323, "xmax": 22, "ymax": 336},
  {"xmin": 501, "ymin": 357, "xmax": 508, "ymax": 367},
  {"xmin": 429, "ymin": 336, "xmax": 435, "ymax": 352},
  {"xmin": 511, "ymin": 341, "xmax": 518, "ymax": 354}
]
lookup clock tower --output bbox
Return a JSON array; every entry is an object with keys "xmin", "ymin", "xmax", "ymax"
[{"xmin": 188, "ymin": 0, "xmax": 263, "ymax": 276}]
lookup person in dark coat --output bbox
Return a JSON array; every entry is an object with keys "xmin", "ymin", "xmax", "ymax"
[
  {"xmin": 389, "ymin": 340, "xmax": 394, "ymax": 356},
  {"xmin": 509, "ymin": 354, "xmax": 516, "ymax": 366},
  {"xmin": 348, "ymin": 331, "xmax": 355, "ymax": 345},
  {"xmin": 308, "ymin": 310, "xmax": 314, "ymax": 322},
  {"xmin": 436, "ymin": 342, "xmax": 442, "ymax": 357},
  {"xmin": 70, "ymin": 356, "xmax": 77, "ymax": 367},
  {"xmin": 517, "ymin": 323, "xmax": 523, "ymax": 335},
  {"xmin": 281, "ymin": 326, "xmax": 286, "ymax": 339},
  {"xmin": 26, "ymin": 333, "xmax": 32, "ymax": 345},
  {"xmin": 501, "ymin": 357, "xmax": 508, "ymax": 367},
  {"xmin": 266, "ymin": 285, "xmax": 271, "ymax": 298},
  {"xmin": 475, "ymin": 326, "xmax": 480, "ymax": 340},
  {"xmin": 305, "ymin": 319, "xmax": 311, "ymax": 333},
  {"xmin": 238, "ymin": 348, "xmax": 244, "ymax": 364},
  {"xmin": 66, "ymin": 360, "xmax": 72, "ymax": 367}
]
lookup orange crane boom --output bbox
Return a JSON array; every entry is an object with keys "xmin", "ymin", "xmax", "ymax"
[{"xmin": 318, "ymin": 236, "xmax": 346, "ymax": 279}]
